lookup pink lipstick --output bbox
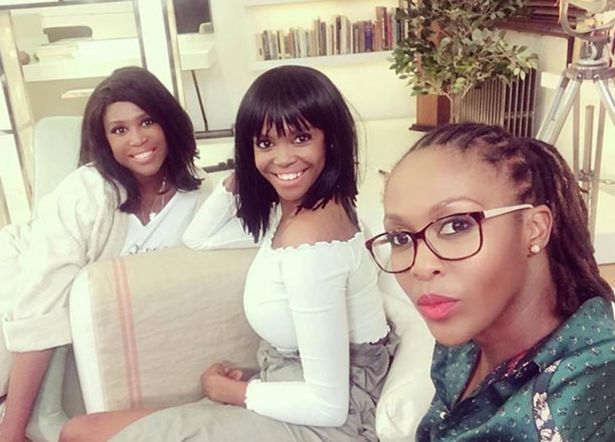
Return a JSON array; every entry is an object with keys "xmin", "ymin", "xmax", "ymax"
[{"xmin": 416, "ymin": 294, "xmax": 460, "ymax": 321}]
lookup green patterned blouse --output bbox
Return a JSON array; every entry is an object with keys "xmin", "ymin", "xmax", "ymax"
[{"xmin": 417, "ymin": 297, "xmax": 615, "ymax": 441}]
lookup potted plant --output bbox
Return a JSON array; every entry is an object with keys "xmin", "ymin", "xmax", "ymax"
[{"xmin": 391, "ymin": 0, "xmax": 538, "ymax": 125}]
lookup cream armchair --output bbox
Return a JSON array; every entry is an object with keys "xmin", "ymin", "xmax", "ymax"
[
  {"xmin": 65, "ymin": 245, "xmax": 435, "ymax": 441},
  {"xmin": 32, "ymin": 116, "xmax": 82, "ymax": 207}
]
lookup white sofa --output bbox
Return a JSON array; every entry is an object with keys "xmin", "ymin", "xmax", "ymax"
[
  {"xmin": 25, "ymin": 115, "xmax": 436, "ymax": 441},
  {"xmin": 64, "ymin": 244, "xmax": 435, "ymax": 441}
]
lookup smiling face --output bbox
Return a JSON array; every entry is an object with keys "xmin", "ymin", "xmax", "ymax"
[
  {"xmin": 384, "ymin": 147, "xmax": 535, "ymax": 346},
  {"xmin": 103, "ymin": 101, "xmax": 168, "ymax": 184},
  {"xmin": 253, "ymin": 122, "xmax": 326, "ymax": 211}
]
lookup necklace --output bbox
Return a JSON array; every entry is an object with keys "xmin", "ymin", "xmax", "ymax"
[{"xmin": 142, "ymin": 176, "xmax": 167, "ymax": 224}]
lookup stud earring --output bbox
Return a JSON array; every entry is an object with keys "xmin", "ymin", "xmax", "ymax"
[{"xmin": 529, "ymin": 244, "xmax": 541, "ymax": 255}]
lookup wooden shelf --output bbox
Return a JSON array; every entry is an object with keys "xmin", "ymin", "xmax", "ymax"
[
  {"xmin": 498, "ymin": 20, "xmax": 571, "ymax": 38},
  {"xmin": 23, "ymin": 37, "xmax": 141, "ymax": 82},
  {"xmin": 23, "ymin": 56, "xmax": 141, "ymax": 82},
  {"xmin": 251, "ymin": 50, "xmax": 391, "ymax": 71}
]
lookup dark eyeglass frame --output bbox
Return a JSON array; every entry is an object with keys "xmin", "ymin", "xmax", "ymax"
[{"xmin": 365, "ymin": 204, "xmax": 533, "ymax": 274}]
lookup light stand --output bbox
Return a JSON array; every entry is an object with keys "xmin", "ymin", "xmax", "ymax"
[{"xmin": 536, "ymin": 0, "xmax": 615, "ymax": 241}]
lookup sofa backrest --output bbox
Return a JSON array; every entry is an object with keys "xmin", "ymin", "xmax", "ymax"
[
  {"xmin": 32, "ymin": 116, "xmax": 82, "ymax": 206},
  {"xmin": 69, "ymin": 245, "xmax": 435, "ymax": 441},
  {"xmin": 70, "ymin": 246, "xmax": 260, "ymax": 412}
]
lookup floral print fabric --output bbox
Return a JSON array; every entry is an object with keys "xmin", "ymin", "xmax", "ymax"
[{"xmin": 417, "ymin": 297, "xmax": 615, "ymax": 441}]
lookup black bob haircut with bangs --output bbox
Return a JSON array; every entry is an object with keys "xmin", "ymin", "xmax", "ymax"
[{"xmin": 234, "ymin": 65, "xmax": 359, "ymax": 241}]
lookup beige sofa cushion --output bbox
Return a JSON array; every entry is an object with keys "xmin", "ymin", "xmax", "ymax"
[
  {"xmin": 70, "ymin": 245, "xmax": 435, "ymax": 441},
  {"xmin": 70, "ymin": 246, "xmax": 260, "ymax": 412}
]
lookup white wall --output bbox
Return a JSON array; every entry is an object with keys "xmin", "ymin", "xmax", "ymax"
[{"xmin": 181, "ymin": 0, "xmax": 415, "ymax": 132}]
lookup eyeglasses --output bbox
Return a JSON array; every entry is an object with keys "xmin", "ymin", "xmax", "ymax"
[{"xmin": 365, "ymin": 204, "xmax": 533, "ymax": 274}]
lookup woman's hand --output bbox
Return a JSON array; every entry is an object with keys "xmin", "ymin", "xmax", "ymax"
[{"xmin": 201, "ymin": 362, "xmax": 247, "ymax": 406}]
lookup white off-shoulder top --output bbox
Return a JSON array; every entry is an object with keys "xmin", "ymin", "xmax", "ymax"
[{"xmin": 183, "ymin": 182, "xmax": 388, "ymax": 426}]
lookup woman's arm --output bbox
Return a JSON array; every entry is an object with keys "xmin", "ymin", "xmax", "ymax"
[
  {"xmin": 182, "ymin": 177, "xmax": 258, "ymax": 250},
  {"xmin": 245, "ymin": 243, "xmax": 353, "ymax": 426},
  {"xmin": 0, "ymin": 167, "xmax": 111, "ymax": 441},
  {"xmin": 0, "ymin": 350, "xmax": 54, "ymax": 441},
  {"xmin": 3, "ymin": 166, "xmax": 107, "ymax": 352}
]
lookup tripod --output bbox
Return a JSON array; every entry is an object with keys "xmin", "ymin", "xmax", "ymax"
[{"xmin": 537, "ymin": 31, "xmax": 615, "ymax": 241}]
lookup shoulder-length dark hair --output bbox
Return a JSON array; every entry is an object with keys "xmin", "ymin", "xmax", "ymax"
[
  {"xmin": 79, "ymin": 66, "xmax": 200, "ymax": 212},
  {"xmin": 234, "ymin": 65, "xmax": 358, "ymax": 241}
]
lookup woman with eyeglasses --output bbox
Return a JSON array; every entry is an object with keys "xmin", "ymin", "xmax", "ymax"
[{"xmin": 366, "ymin": 123, "xmax": 615, "ymax": 441}]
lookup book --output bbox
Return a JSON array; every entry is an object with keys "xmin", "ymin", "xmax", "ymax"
[
  {"xmin": 255, "ymin": 34, "xmax": 265, "ymax": 61},
  {"xmin": 254, "ymin": 6, "xmax": 406, "ymax": 61}
]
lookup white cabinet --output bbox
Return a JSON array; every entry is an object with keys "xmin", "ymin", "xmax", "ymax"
[
  {"xmin": 12, "ymin": 1, "xmax": 143, "ymax": 82},
  {"xmin": 177, "ymin": 33, "xmax": 216, "ymax": 71}
]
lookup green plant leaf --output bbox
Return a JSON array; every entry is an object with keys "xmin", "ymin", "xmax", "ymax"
[{"xmin": 390, "ymin": 0, "xmax": 537, "ymax": 99}]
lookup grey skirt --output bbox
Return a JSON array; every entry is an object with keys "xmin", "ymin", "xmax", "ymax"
[{"xmin": 111, "ymin": 331, "xmax": 399, "ymax": 442}]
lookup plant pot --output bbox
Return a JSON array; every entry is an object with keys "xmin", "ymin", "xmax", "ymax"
[{"xmin": 410, "ymin": 94, "xmax": 450, "ymax": 132}]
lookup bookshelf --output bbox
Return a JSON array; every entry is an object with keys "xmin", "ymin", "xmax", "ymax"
[
  {"xmin": 250, "ymin": 50, "xmax": 392, "ymax": 71},
  {"xmin": 244, "ymin": 0, "xmax": 399, "ymax": 67}
]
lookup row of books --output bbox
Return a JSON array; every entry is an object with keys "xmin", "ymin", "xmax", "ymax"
[{"xmin": 255, "ymin": 6, "xmax": 409, "ymax": 62}]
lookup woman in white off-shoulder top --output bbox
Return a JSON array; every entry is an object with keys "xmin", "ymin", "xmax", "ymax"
[{"xmin": 62, "ymin": 66, "xmax": 396, "ymax": 442}]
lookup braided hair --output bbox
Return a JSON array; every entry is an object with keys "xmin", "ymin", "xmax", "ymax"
[{"xmin": 402, "ymin": 122, "xmax": 613, "ymax": 317}]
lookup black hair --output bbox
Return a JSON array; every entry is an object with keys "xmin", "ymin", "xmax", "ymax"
[
  {"xmin": 79, "ymin": 66, "xmax": 200, "ymax": 213},
  {"xmin": 233, "ymin": 65, "xmax": 359, "ymax": 241},
  {"xmin": 397, "ymin": 122, "xmax": 613, "ymax": 317}
]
